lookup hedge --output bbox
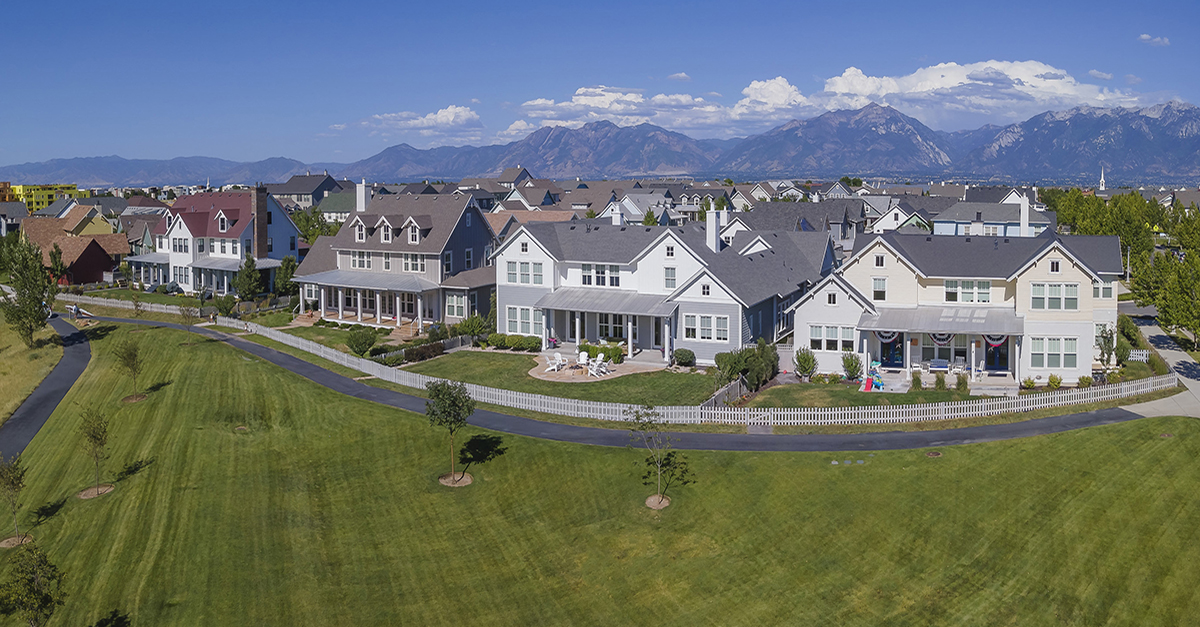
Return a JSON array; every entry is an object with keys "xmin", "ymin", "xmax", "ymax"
[
  {"xmin": 405, "ymin": 343, "xmax": 444, "ymax": 363},
  {"xmin": 674, "ymin": 348, "xmax": 695, "ymax": 367}
]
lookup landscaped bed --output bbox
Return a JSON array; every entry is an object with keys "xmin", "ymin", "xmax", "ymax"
[
  {"xmin": 748, "ymin": 380, "xmax": 975, "ymax": 408},
  {"xmin": 11, "ymin": 321, "xmax": 1200, "ymax": 625},
  {"xmin": 402, "ymin": 350, "xmax": 716, "ymax": 406}
]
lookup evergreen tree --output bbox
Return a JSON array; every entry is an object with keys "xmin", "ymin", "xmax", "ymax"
[
  {"xmin": 275, "ymin": 255, "xmax": 298, "ymax": 296},
  {"xmin": 232, "ymin": 253, "xmax": 262, "ymax": 301}
]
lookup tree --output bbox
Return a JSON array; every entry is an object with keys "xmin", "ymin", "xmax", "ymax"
[
  {"xmin": 425, "ymin": 381, "xmax": 475, "ymax": 482},
  {"xmin": 344, "ymin": 326, "xmax": 376, "ymax": 357},
  {"xmin": 275, "ymin": 255, "xmax": 298, "ymax": 296},
  {"xmin": 698, "ymin": 198, "xmax": 709, "ymax": 223},
  {"xmin": 78, "ymin": 406, "xmax": 109, "ymax": 497},
  {"xmin": 626, "ymin": 405, "xmax": 693, "ymax": 507},
  {"xmin": 642, "ymin": 210, "xmax": 658, "ymax": 226},
  {"xmin": 0, "ymin": 542, "xmax": 67, "ymax": 627},
  {"xmin": 0, "ymin": 237, "xmax": 57, "ymax": 349},
  {"xmin": 291, "ymin": 205, "xmax": 338, "ymax": 243},
  {"xmin": 232, "ymin": 253, "xmax": 261, "ymax": 301},
  {"xmin": 584, "ymin": 209, "xmax": 597, "ymax": 219},
  {"xmin": 112, "ymin": 340, "xmax": 144, "ymax": 396},
  {"xmin": 722, "ymin": 178, "xmax": 734, "ymax": 186},
  {"xmin": 47, "ymin": 245, "xmax": 65, "ymax": 286},
  {"xmin": 793, "ymin": 346, "xmax": 817, "ymax": 381},
  {"xmin": 178, "ymin": 298, "xmax": 200, "ymax": 331},
  {"xmin": 1158, "ymin": 253, "xmax": 1200, "ymax": 341},
  {"xmin": 486, "ymin": 290, "xmax": 497, "ymax": 332},
  {"xmin": 1097, "ymin": 324, "xmax": 1116, "ymax": 370},
  {"xmin": 0, "ymin": 455, "xmax": 26, "ymax": 543},
  {"xmin": 131, "ymin": 292, "xmax": 142, "ymax": 318}
]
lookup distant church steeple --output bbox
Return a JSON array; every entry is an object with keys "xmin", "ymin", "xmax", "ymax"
[{"xmin": 1099, "ymin": 166, "xmax": 1106, "ymax": 191}]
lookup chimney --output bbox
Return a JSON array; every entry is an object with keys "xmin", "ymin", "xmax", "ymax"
[
  {"xmin": 356, "ymin": 178, "xmax": 368, "ymax": 213},
  {"xmin": 252, "ymin": 185, "xmax": 269, "ymax": 260},
  {"xmin": 706, "ymin": 208, "xmax": 719, "ymax": 253},
  {"xmin": 611, "ymin": 210, "xmax": 622, "ymax": 226},
  {"xmin": 1019, "ymin": 194, "xmax": 1030, "ymax": 237}
]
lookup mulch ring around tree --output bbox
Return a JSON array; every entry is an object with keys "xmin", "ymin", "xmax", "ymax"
[
  {"xmin": 1161, "ymin": 433, "xmax": 1175, "ymax": 438},
  {"xmin": 0, "ymin": 535, "xmax": 33, "ymax": 549},
  {"xmin": 645, "ymin": 494, "xmax": 671, "ymax": 510},
  {"xmin": 76, "ymin": 484, "xmax": 115, "ymax": 500},
  {"xmin": 438, "ymin": 472, "xmax": 473, "ymax": 487},
  {"xmin": 122, "ymin": 394, "xmax": 148, "ymax": 403},
  {"xmin": 926, "ymin": 451, "xmax": 943, "ymax": 458}
]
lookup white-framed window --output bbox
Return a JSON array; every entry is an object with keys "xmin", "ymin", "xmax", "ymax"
[
  {"xmin": 581, "ymin": 264, "xmax": 592, "ymax": 286},
  {"xmin": 507, "ymin": 306, "xmax": 519, "ymax": 333},
  {"xmin": 352, "ymin": 251, "xmax": 371, "ymax": 269},
  {"xmin": 464, "ymin": 249, "xmax": 473, "ymax": 269},
  {"xmin": 446, "ymin": 293, "xmax": 465, "ymax": 318},
  {"xmin": 598, "ymin": 313, "xmax": 625, "ymax": 339},
  {"xmin": 827, "ymin": 292, "xmax": 837, "ymax": 305},
  {"xmin": 1029, "ymin": 337, "xmax": 1078, "ymax": 369},
  {"xmin": 684, "ymin": 315, "xmax": 697, "ymax": 339},
  {"xmin": 383, "ymin": 253, "xmax": 391, "ymax": 271},
  {"xmin": 208, "ymin": 238, "xmax": 214, "ymax": 252},
  {"xmin": 484, "ymin": 245, "xmax": 493, "ymax": 267},
  {"xmin": 519, "ymin": 262, "xmax": 530, "ymax": 284},
  {"xmin": 1031, "ymin": 283, "xmax": 1078, "ymax": 310},
  {"xmin": 220, "ymin": 239, "xmax": 227, "ymax": 254},
  {"xmin": 197, "ymin": 239, "xmax": 205, "ymax": 253},
  {"xmin": 716, "ymin": 317, "xmax": 729, "ymax": 341},
  {"xmin": 700, "ymin": 315, "xmax": 713, "ymax": 340},
  {"xmin": 608, "ymin": 265, "xmax": 620, "ymax": 287},
  {"xmin": 232, "ymin": 240, "xmax": 238, "ymax": 256},
  {"xmin": 403, "ymin": 254, "xmax": 426, "ymax": 273},
  {"xmin": 520, "ymin": 241, "xmax": 528, "ymax": 254},
  {"xmin": 666, "ymin": 245, "xmax": 674, "ymax": 258},
  {"xmin": 1093, "ymin": 281, "xmax": 1114, "ymax": 299},
  {"xmin": 595, "ymin": 264, "xmax": 606, "ymax": 286},
  {"xmin": 984, "ymin": 225, "xmax": 999, "ymax": 237},
  {"xmin": 664, "ymin": 267, "xmax": 676, "ymax": 289},
  {"xmin": 218, "ymin": 216, "xmax": 227, "ymax": 232},
  {"xmin": 975, "ymin": 280, "xmax": 991, "ymax": 303},
  {"xmin": 442, "ymin": 251, "xmax": 452, "ymax": 274},
  {"xmin": 408, "ymin": 224, "xmax": 419, "ymax": 244},
  {"xmin": 532, "ymin": 262, "xmax": 543, "ymax": 285},
  {"xmin": 874, "ymin": 254, "xmax": 884, "ymax": 268},
  {"xmin": 945, "ymin": 280, "xmax": 958, "ymax": 302},
  {"xmin": 304, "ymin": 284, "xmax": 315, "ymax": 300},
  {"xmin": 267, "ymin": 237, "xmax": 273, "ymax": 253},
  {"xmin": 1064, "ymin": 284, "xmax": 1078, "ymax": 309},
  {"xmin": 1049, "ymin": 259, "xmax": 1061, "ymax": 274},
  {"xmin": 872, "ymin": 278, "xmax": 886, "ymax": 301},
  {"xmin": 702, "ymin": 284, "xmax": 710, "ymax": 296},
  {"xmin": 520, "ymin": 308, "xmax": 530, "ymax": 334},
  {"xmin": 355, "ymin": 223, "xmax": 365, "ymax": 242},
  {"xmin": 381, "ymin": 226, "xmax": 392, "ymax": 243},
  {"xmin": 1031, "ymin": 283, "xmax": 1045, "ymax": 309},
  {"xmin": 507, "ymin": 261, "xmax": 518, "ymax": 283}
]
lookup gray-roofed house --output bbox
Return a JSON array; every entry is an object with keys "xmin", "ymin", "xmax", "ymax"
[
  {"xmin": 932, "ymin": 199, "xmax": 1055, "ymax": 237},
  {"xmin": 293, "ymin": 189, "xmax": 496, "ymax": 333},
  {"xmin": 265, "ymin": 173, "xmax": 341, "ymax": 210},
  {"xmin": 493, "ymin": 211, "xmax": 835, "ymax": 365},
  {"xmin": 721, "ymin": 199, "xmax": 865, "ymax": 253},
  {"xmin": 788, "ymin": 229, "xmax": 1121, "ymax": 386},
  {"xmin": 0, "ymin": 202, "xmax": 26, "ymax": 236}
]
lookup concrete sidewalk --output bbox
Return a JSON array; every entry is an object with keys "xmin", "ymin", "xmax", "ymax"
[{"xmin": 1125, "ymin": 320, "xmax": 1200, "ymax": 417}]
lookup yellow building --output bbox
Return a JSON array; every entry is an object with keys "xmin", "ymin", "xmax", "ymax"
[
  {"xmin": 0, "ymin": 182, "xmax": 15, "ymax": 202},
  {"xmin": 10, "ymin": 184, "xmax": 90, "ymax": 214}
]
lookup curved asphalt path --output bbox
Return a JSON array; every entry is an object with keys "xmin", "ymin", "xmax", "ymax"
[
  {"xmin": 0, "ymin": 315, "xmax": 1162, "ymax": 453},
  {"xmin": 0, "ymin": 315, "xmax": 91, "ymax": 458}
]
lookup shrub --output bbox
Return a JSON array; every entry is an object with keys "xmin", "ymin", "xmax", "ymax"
[
  {"xmin": 457, "ymin": 314, "xmax": 488, "ymax": 337},
  {"xmin": 934, "ymin": 372, "xmax": 947, "ymax": 391},
  {"xmin": 520, "ymin": 336, "xmax": 542, "ymax": 352},
  {"xmin": 344, "ymin": 326, "xmax": 377, "ymax": 357},
  {"xmin": 1148, "ymin": 353, "xmax": 1169, "ymax": 376},
  {"xmin": 955, "ymin": 373, "xmax": 969, "ymax": 392},
  {"xmin": 1118, "ymin": 314, "xmax": 1140, "ymax": 347},
  {"xmin": 826, "ymin": 373, "xmax": 843, "ymax": 384},
  {"xmin": 714, "ymin": 339, "xmax": 779, "ymax": 391},
  {"xmin": 1115, "ymin": 338, "xmax": 1131, "ymax": 365},
  {"xmin": 811, "ymin": 373, "xmax": 827, "ymax": 384},
  {"xmin": 156, "ymin": 285, "xmax": 169, "ymax": 294},
  {"xmin": 1077, "ymin": 375, "xmax": 1093, "ymax": 388},
  {"xmin": 1047, "ymin": 373, "xmax": 1062, "ymax": 390},
  {"xmin": 381, "ymin": 354, "xmax": 406, "ymax": 367},
  {"xmin": 405, "ymin": 342, "xmax": 444, "ymax": 362},
  {"xmin": 792, "ymin": 346, "xmax": 817, "ymax": 379},
  {"xmin": 375, "ymin": 325, "xmax": 392, "ymax": 335},
  {"xmin": 215, "ymin": 294, "xmax": 237, "ymax": 317},
  {"xmin": 505, "ymin": 335, "xmax": 525, "ymax": 350},
  {"xmin": 427, "ymin": 323, "xmax": 449, "ymax": 342},
  {"xmin": 841, "ymin": 351, "xmax": 862, "ymax": 381},
  {"xmin": 583, "ymin": 344, "xmax": 623, "ymax": 364},
  {"xmin": 1021, "ymin": 377, "xmax": 1036, "ymax": 390},
  {"xmin": 340, "ymin": 323, "xmax": 355, "ymax": 330},
  {"xmin": 488, "ymin": 333, "xmax": 506, "ymax": 348},
  {"xmin": 674, "ymin": 348, "xmax": 695, "ymax": 367},
  {"xmin": 910, "ymin": 371, "xmax": 922, "ymax": 390},
  {"xmin": 368, "ymin": 345, "xmax": 391, "ymax": 357}
]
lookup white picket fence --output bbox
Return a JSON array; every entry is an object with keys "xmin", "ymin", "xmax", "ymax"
[
  {"xmin": 59, "ymin": 293, "xmax": 188, "ymax": 315},
  {"xmin": 1129, "ymin": 349, "xmax": 1150, "ymax": 363},
  {"xmin": 215, "ymin": 316, "xmax": 1180, "ymax": 426}
]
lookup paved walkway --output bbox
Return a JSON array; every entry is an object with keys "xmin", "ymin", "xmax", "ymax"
[
  {"xmin": 0, "ymin": 316, "xmax": 91, "ymax": 458},
  {"xmin": 5, "ymin": 313, "xmax": 1198, "ymax": 455}
]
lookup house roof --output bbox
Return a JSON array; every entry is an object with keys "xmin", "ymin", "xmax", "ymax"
[
  {"xmin": 125, "ymin": 195, "xmax": 169, "ymax": 208},
  {"xmin": 40, "ymin": 236, "xmax": 104, "ymax": 267},
  {"xmin": 935, "ymin": 202, "xmax": 1055, "ymax": 226},
  {"xmin": 928, "ymin": 183, "xmax": 967, "ymax": 199},
  {"xmin": 293, "ymin": 235, "xmax": 337, "ymax": 277},
  {"xmin": 440, "ymin": 266, "xmax": 496, "ymax": 290},
  {"xmin": 732, "ymin": 203, "xmax": 805, "ymax": 231},
  {"xmin": 315, "ymin": 191, "xmax": 356, "ymax": 216},
  {"xmin": 498, "ymin": 167, "xmax": 530, "ymax": 183},
  {"xmin": 309, "ymin": 193, "xmax": 476, "ymax": 259},
  {"xmin": 894, "ymin": 196, "xmax": 960, "ymax": 217},
  {"xmin": 0, "ymin": 202, "xmax": 27, "ymax": 219},
  {"xmin": 92, "ymin": 233, "xmax": 131, "ymax": 257},
  {"xmin": 33, "ymin": 198, "xmax": 76, "ymax": 217},
  {"xmin": 77, "ymin": 196, "xmax": 129, "ymax": 215},
  {"xmin": 1174, "ymin": 190, "xmax": 1200, "ymax": 209},
  {"xmin": 264, "ymin": 174, "xmax": 337, "ymax": 196},
  {"xmin": 62, "ymin": 205, "xmax": 99, "ymax": 232},
  {"xmin": 851, "ymin": 230, "xmax": 1121, "ymax": 279}
]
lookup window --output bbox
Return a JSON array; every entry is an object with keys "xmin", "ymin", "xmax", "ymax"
[
  {"xmin": 960, "ymin": 281, "xmax": 976, "ymax": 303},
  {"xmin": 220, "ymin": 239, "xmax": 227, "ymax": 254},
  {"xmin": 403, "ymin": 254, "xmax": 426, "ymax": 273},
  {"xmin": 446, "ymin": 294, "xmax": 465, "ymax": 318},
  {"xmin": 245, "ymin": 239, "xmax": 251, "ymax": 253},
  {"xmin": 520, "ymin": 242, "xmax": 528, "ymax": 254},
  {"xmin": 520, "ymin": 308, "xmax": 531, "ymax": 334},
  {"xmin": 267, "ymin": 238, "xmax": 273, "ymax": 253},
  {"xmin": 289, "ymin": 236, "xmax": 296, "ymax": 251},
  {"xmin": 232, "ymin": 240, "xmax": 239, "ymax": 256},
  {"xmin": 976, "ymin": 281, "xmax": 991, "ymax": 303},
  {"xmin": 1065, "ymin": 338, "xmax": 1078, "ymax": 368},
  {"xmin": 532, "ymin": 262, "xmax": 543, "ymax": 285},
  {"xmin": 408, "ymin": 224, "xmax": 419, "ymax": 244},
  {"xmin": 465, "ymin": 212, "xmax": 471, "ymax": 227},
  {"xmin": 465, "ymin": 249, "xmax": 473, "ymax": 269},
  {"xmin": 945, "ymin": 280, "xmax": 958, "ymax": 302},
  {"xmin": 383, "ymin": 253, "xmax": 391, "ymax": 271},
  {"xmin": 442, "ymin": 251, "xmax": 452, "ymax": 274},
  {"xmin": 984, "ymin": 225, "xmax": 999, "ymax": 237},
  {"xmin": 595, "ymin": 264, "xmax": 606, "ymax": 286},
  {"xmin": 468, "ymin": 292, "xmax": 477, "ymax": 315},
  {"xmin": 218, "ymin": 216, "xmax": 227, "ymax": 232},
  {"xmin": 810, "ymin": 325, "xmax": 822, "ymax": 350},
  {"xmin": 507, "ymin": 306, "xmax": 519, "ymax": 333},
  {"xmin": 1048, "ymin": 284, "xmax": 1062, "ymax": 309},
  {"xmin": 1065, "ymin": 284, "xmax": 1078, "ymax": 310},
  {"xmin": 873, "ymin": 278, "xmax": 886, "ymax": 301},
  {"xmin": 843, "ymin": 327, "xmax": 856, "ymax": 352},
  {"xmin": 699, "ymin": 316, "xmax": 713, "ymax": 340},
  {"xmin": 305, "ymin": 284, "xmax": 315, "ymax": 300},
  {"xmin": 1050, "ymin": 259, "xmax": 1061, "ymax": 274},
  {"xmin": 1032, "ymin": 283, "xmax": 1045, "ymax": 309},
  {"xmin": 355, "ymin": 223, "xmax": 365, "ymax": 242},
  {"xmin": 581, "ymin": 264, "xmax": 592, "ymax": 285},
  {"xmin": 381, "ymin": 226, "xmax": 392, "ymax": 243},
  {"xmin": 716, "ymin": 316, "xmax": 729, "ymax": 341},
  {"xmin": 599, "ymin": 313, "xmax": 610, "ymax": 338},
  {"xmin": 266, "ymin": 211, "xmax": 272, "ymax": 225},
  {"xmin": 702, "ymin": 284, "xmax": 710, "ymax": 296},
  {"xmin": 825, "ymin": 326, "xmax": 839, "ymax": 351},
  {"xmin": 352, "ymin": 251, "xmax": 371, "ymax": 269},
  {"xmin": 664, "ymin": 267, "xmax": 676, "ymax": 289},
  {"xmin": 1027, "ymin": 337, "xmax": 1081, "ymax": 369},
  {"xmin": 874, "ymin": 254, "xmax": 884, "ymax": 268},
  {"xmin": 685, "ymin": 315, "xmax": 697, "ymax": 339},
  {"xmin": 666, "ymin": 245, "xmax": 674, "ymax": 258},
  {"xmin": 197, "ymin": 239, "xmax": 205, "ymax": 253},
  {"xmin": 519, "ymin": 262, "xmax": 530, "ymax": 284},
  {"xmin": 507, "ymin": 261, "xmax": 518, "ymax": 283},
  {"xmin": 608, "ymin": 265, "xmax": 620, "ymax": 287},
  {"xmin": 484, "ymin": 245, "xmax": 493, "ymax": 267},
  {"xmin": 208, "ymin": 238, "xmax": 214, "ymax": 252}
]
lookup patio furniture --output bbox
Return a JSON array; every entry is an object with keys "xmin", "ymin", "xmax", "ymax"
[
  {"xmin": 545, "ymin": 352, "xmax": 567, "ymax": 372},
  {"xmin": 951, "ymin": 356, "xmax": 966, "ymax": 375},
  {"xmin": 929, "ymin": 359, "xmax": 950, "ymax": 373},
  {"xmin": 587, "ymin": 358, "xmax": 604, "ymax": 378},
  {"xmin": 576, "ymin": 352, "xmax": 588, "ymax": 369}
]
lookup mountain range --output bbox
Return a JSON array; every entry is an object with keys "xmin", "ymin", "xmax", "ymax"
[{"xmin": 3, "ymin": 102, "xmax": 1199, "ymax": 186}]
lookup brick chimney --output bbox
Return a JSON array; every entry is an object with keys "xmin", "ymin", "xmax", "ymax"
[{"xmin": 252, "ymin": 184, "xmax": 269, "ymax": 259}]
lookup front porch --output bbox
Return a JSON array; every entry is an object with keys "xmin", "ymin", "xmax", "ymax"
[
  {"xmin": 300, "ymin": 275, "xmax": 442, "ymax": 336},
  {"xmin": 860, "ymin": 306, "xmax": 1025, "ymax": 384},
  {"xmin": 535, "ymin": 288, "xmax": 679, "ymax": 363}
]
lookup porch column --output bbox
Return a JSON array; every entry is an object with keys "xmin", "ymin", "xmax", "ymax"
[
  {"xmin": 663, "ymin": 317, "xmax": 671, "ymax": 364},
  {"xmin": 356, "ymin": 289, "xmax": 362, "ymax": 321},
  {"xmin": 626, "ymin": 317, "xmax": 633, "ymax": 355},
  {"xmin": 319, "ymin": 286, "xmax": 326, "ymax": 318},
  {"xmin": 395, "ymin": 294, "xmax": 402, "ymax": 327},
  {"xmin": 1013, "ymin": 338, "xmax": 1021, "ymax": 382},
  {"xmin": 299, "ymin": 289, "xmax": 305, "ymax": 315},
  {"xmin": 416, "ymin": 293, "xmax": 424, "ymax": 331},
  {"xmin": 542, "ymin": 310, "xmax": 549, "ymax": 350},
  {"xmin": 376, "ymin": 290, "xmax": 383, "ymax": 324},
  {"xmin": 575, "ymin": 311, "xmax": 581, "ymax": 345},
  {"xmin": 337, "ymin": 288, "xmax": 344, "ymax": 318}
]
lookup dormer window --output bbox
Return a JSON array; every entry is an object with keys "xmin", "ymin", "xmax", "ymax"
[
  {"xmin": 408, "ymin": 224, "xmax": 419, "ymax": 244},
  {"xmin": 381, "ymin": 226, "xmax": 392, "ymax": 243},
  {"xmin": 355, "ymin": 223, "xmax": 365, "ymax": 242},
  {"xmin": 218, "ymin": 216, "xmax": 228, "ymax": 232}
]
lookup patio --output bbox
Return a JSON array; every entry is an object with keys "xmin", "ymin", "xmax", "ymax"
[{"xmin": 531, "ymin": 343, "xmax": 670, "ymax": 382}]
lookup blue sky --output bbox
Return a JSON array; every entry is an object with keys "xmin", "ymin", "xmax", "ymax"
[{"xmin": 0, "ymin": 0, "xmax": 1192, "ymax": 165}]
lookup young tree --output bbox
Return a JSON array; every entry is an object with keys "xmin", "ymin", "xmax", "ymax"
[
  {"xmin": 0, "ymin": 455, "xmax": 26, "ymax": 542},
  {"xmin": 584, "ymin": 209, "xmax": 597, "ymax": 219},
  {"xmin": 642, "ymin": 210, "xmax": 658, "ymax": 226},
  {"xmin": 626, "ymin": 405, "xmax": 694, "ymax": 506},
  {"xmin": 0, "ymin": 542, "xmax": 67, "ymax": 627},
  {"xmin": 112, "ymin": 340, "xmax": 144, "ymax": 396},
  {"xmin": 130, "ymin": 291, "xmax": 142, "ymax": 318},
  {"xmin": 47, "ymin": 245, "xmax": 66, "ymax": 286},
  {"xmin": 425, "ymin": 381, "xmax": 475, "ymax": 482},
  {"xmin": 78, "ymin": 406, "xmax": 109, "ymax": 497},
  {"xmin": 344, "ymin": 326, "xmax": 376, "ymax": 357},
  {"xmin": 233, "ymin": 253, "xmax": 262, "ymax": 301},
  {"xmin": 793, "ymin": 345, "xmax": 818, "ymax": 381},
  {"xmin": 1097, "ymin": 324, "xmax": 1117, "ymax": 370},
  {"xmin": 178, "ymin": 298, "xmax": 200, "ymax": 332},
  {"xmin": 0, "ymin": 238, "xmax": 57, "ymax": 349},
  {"xmin": 275, "ymin": 255, "xmax": 298, "ymax": 296}
]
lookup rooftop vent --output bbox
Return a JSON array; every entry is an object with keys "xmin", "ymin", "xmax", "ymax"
[
  {"xmin": 926, "ymin": 236, "xmax": 932, "ymax": 242},
  {"xmin": 965, "ymin": 237, "xmax": 971, "ymax": 243},
  {"xmin": 1003, "ymin": 238, "xmax": 1010, "ymax": 243}
]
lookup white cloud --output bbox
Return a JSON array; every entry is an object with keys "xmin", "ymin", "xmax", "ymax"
[
  {"xmin": 667, "ymin": 72, "xmax": 691, "ymax": 82},
  {"xmin": 362, "ymin": 105, "xmax": 484, "ymax": 144},
  {"xmin": 328, "ymin": 123, "xmax": 346, "ymax": 131},
  {"xmin": 497, "ymin": 120, "xmax": 537, "ymax": 141},
  {"xmin": 1138, "ymin": 33, "xmax": 1170, "ymax": 46},
  {"xmin": 1089, "ymin": 69, "xmax": 1113, "ymax": 80},
  {"xmin": 1126, "ymin": 74, "xmax": 1144, "ymax": 85}
]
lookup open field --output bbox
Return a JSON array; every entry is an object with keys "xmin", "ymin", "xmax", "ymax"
[
  {"xmin": 6, "ymin": 322, "xmax": 1200, "ymax": 625},
  {"xmin": 403, "ymin": 350, "xmax": 718, "ymax": 406},
  {"xmin": 0, "ymin": 312, "xmax": 63, "ymax": 424}
]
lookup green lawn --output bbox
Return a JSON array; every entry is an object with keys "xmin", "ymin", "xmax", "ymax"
[
  {"xmin": 83, "ymin": 288, "xmax": 191, "ymax": 306},
  {"xmin": 7, "ymin": 322, "xmax": 1200, "ymax": 625},
  {"xmin": 750, "ymin": 381, "xmax": 974, "ymax": 408},
  {"xmin": 279, "ymin": 324, "xmax": 366, "ymax": 352},
  {"xmin": 1167, "ymin": 332, "xmax": 1200, "ymax": 362},
  {"xmin": 0, "ymin": 312, "xmax": 63, "ymax": 424},
  {"xmin": 404, "ymin": 350, "xmax": 717, "ymax": 406},
  {"xmin": 243, "ymin": 311, "xmax": 294, "ymax": 328}
]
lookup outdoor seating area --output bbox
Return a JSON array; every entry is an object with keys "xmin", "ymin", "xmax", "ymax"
[{"xmin": 530, "ymin": 348, "xmax": 667, "ymax": 382}]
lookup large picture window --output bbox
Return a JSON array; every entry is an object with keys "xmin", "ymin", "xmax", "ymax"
[
  {"xmin": 404, "ymin": 254, "xmax": 426, "ymax": 273},
  {"xmin": 1029, "ymin": 337, "xmax": 1077, "ymax": 369},
  {"xmin": 1032, "ymin": 283, "xmax": 1078, "ymax": 311}
]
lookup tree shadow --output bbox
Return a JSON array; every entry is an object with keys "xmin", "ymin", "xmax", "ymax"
[
  {"xmin": 90, "ymin": 609, "xmax": 131, "ymax": 627},
  {"xmin": 115, "ymin": 458, "xmax": 155, "ymax": 482},
  {"xmin": 81, "ymin": 324, "xmax": 118, "ymax": 343},
  {"xmin": 146, "ymin": 380, "xmax": 173, "ymax": 394},
  {"xmin": 32, "ymin": 335, "xmax": 63, "ymax": 350},
  {"xmin": 33, "ymin": 497, "xmax": 67, "ymax": 527},
  {"xmin": 458, "ymin": 435, "xmax": 508, "ymax": 477}
]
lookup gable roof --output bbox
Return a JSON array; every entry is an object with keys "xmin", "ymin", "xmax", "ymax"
[
  {"xmin": 315, "ymin": 193, "xmax": 477, "ymax": 257},
  {"xmin": 935, "ymin": 202, "xmax": 1055, "ymax": 225},
  {"xmin": 265, "ymin": 174, "xmax": 337, "ymax": 196},
  {"xmin": 77, "ymin": 196, "xmax": 129, "ymax": 215},
  {"xmin": 125, "ymin": 195, "xmax": 169, "ymax": 208}
]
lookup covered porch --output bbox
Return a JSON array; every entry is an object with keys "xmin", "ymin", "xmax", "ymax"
[
  {"xmin": 298, "ymin": 270, "xmax": 440, "ymax": 333},
  {"xmin": 125, "ymin": 252, "xmax": 169, "ymax": 286},
  {"xmin": 191, "ymin": 256, "xmax": 282, "ymax": 296},
  {"xmin": 534, "ymin": 287, "xmax": 678, "ymax": 363},
  {"xmin": 859, "ymin": 306, "xmax": 1024, "ymax": 385}
]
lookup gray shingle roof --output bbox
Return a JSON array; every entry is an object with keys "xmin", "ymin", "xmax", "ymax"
[
  {"xmin": 315, "ymin": 191, "xmax": 356, "ymax": 215},
  {"xmin": 894, "ymin": 196, "xmax": 960, "ymax": 217},
  {"xmin": 936, "ymin": 202, "xmax": 1054, "ymax": 225},
  {"xmin": 315, "ymin": 193, "xmax": 474, "ymax": 256},
  {"xmin": 265, "ymin": 174, "xmax": 337, "ymax": 196},
  {"xmin": 853, "ymin": 230, "xmax": 1121, "ymax": 279}
]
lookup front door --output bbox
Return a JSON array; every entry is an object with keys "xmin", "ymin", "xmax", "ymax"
[
  {"xmin": 381, "ymin": 294, "xmax": 396, "ymax": 317},
  {"xmin": 880, "ymin": 334, "xmax": 905, "ymax": 368},
  {"xmin": 400, "ymin": 293, "xmax": 415, "ymax": 316},
  {"xmin": 654, "ymin": 317, "xmax": 663, "ymax": 348},
  {"xmin": 986, "ymin": 340, "xmax": 1009, "ymax": 370}
]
